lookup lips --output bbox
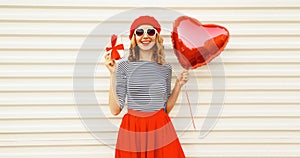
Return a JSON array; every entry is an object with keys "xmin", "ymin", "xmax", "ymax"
[{"xmin": 141, "ymin": 40, "xmax": 151, "ymax": 44}]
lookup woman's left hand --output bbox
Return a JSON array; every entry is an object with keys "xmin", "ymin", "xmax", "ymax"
[{"xmin": 176, "ymin": 70, "xmax": 189, "ymax": 87}]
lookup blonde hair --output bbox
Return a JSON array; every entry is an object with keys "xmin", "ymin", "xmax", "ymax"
[{"xmin": 128, "ymin": 33, "xmax": 166, "ymax": 65}]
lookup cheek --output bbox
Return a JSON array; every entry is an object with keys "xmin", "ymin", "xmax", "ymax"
[
  {"xmin": 136, "ymin": 35, "xmax": 142, "ymax": 40},
  {"xmin": 148, "ymin": 42, "xmax": 156, "ymax": 48},
  {"xmin": 151, "ymin": 36, "xmax": 157, "ymax": 42}
]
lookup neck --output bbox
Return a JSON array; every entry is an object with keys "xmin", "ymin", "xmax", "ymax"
[{"xmin": 139, "ymin": 49, "xmax": 153, "ymax": 61}]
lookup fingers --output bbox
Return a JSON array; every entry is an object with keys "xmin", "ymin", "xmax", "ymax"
[
  {"xmin": 180, "ymin": 71, "xmax": 189, "ymax": 86},
  {"xmin": 109, "ymin": 59, "xmax": 115, "ymax": 66},
  {"xmin": 104, "ymin": 52, "xmax": 116, "ymax": 75},
  {"xmin": 181, "ymin": 70, "xmax": 189, "ymax": 80},
  {"xmin": 104, "ymin": 52, "xmax": 115, "ymax": 65},
  {"xmin": 104, "ymin": 52, "xmax": 110, "ymax": 60},
  {"xmin": 176, "ymin": 70, "xmax": 189, "ymax": 87},
  {"xmin": 106, "ymin": 60, "xmax": 115, "ymax": 67}
]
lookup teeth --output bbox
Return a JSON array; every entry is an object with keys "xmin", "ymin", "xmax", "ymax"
[{"xmin": 142, "ymin": 41, "xmax": 150, "ymax": 44}]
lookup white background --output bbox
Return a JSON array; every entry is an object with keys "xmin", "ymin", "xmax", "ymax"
[{"xmin": 0, "ymin": 0, "xmax": 300, "ymax": 157}]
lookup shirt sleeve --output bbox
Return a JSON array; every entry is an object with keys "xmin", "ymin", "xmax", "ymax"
[
  {"xmin": 164, "ymin": 63, "xmax": 172, "ymax": 113},
  {"xmin": 116, "ymin": 60, "xmax": 128, "ymax": 110},
  {"xmin": 166, "ymin": 63, "xmax": 172, "ymax": 99}
]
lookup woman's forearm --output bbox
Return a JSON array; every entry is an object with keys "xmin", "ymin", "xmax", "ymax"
[
  {"xmin": 109, "ymin": 72, "xmax": 121, "ymax": 115},
  {"xmin": 165, "ymin": 79, "xmax": 182, "ymax": 114}
]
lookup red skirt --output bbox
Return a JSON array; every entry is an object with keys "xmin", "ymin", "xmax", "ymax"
[{"xmin": 115, "ymin": 108, "xmax": 186, "ymax": 158}]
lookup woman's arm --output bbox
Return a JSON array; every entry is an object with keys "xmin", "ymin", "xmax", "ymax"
[
  {"xmin": 109, "ymin": 72, "xmax": 121, "ymax": 115},
  {"xmin": 105, "ymin": 52, "xmax": 121, "ymax": 115},
  {"xmin": 165, "ymin": 70, "xmax": 189, "ymax": 114}
]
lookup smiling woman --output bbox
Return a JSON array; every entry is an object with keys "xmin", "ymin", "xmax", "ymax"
[{"xmin": 105, "ymin": 15, "xmax": 189, "ymax": 158}]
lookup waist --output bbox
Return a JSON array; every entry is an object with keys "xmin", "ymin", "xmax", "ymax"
[{"xmin": 127, "ymin": 108, "xmax": 166, "ymax": 117}]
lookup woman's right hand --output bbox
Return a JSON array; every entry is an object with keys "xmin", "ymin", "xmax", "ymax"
[
  {"xmin": 104, "ymin": 52, "xmax": 116, "ymax": 74},
  {"xmin": 176, "ymin": 70, "xmax": 189, "ymax": 87}
]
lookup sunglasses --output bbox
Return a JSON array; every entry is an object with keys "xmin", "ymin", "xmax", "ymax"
[{"xmin": 134, "ymin": 28, "xmax": 157, "ymax": 37}]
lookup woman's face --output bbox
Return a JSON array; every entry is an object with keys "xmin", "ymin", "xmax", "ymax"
[{"xmin": 134, "ymin": 25, "xmax": 157, "ymax": 51}]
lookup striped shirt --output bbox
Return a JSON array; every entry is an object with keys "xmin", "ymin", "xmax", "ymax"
[{"xmin": 116, "ymin": 59, "xmax": 172, "ymax": 112}]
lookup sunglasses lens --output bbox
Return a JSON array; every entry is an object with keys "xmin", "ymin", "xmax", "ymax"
[
  {"xmin": 135, "ymin": 29, "xmax": 144, "ymax": 36},
  {"xmin": 147, "ymin": 29, "xmax": 156, "ymax": 36}
]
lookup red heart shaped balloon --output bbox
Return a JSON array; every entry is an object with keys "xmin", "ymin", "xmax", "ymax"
[{"xmin": 171, "ymin": 16, "xmax": 230, "ymax": 69}]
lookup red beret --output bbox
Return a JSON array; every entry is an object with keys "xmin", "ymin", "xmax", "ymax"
[{"xmin": 129, "ymin": 15, "xmax": 161, "ymax": 39}]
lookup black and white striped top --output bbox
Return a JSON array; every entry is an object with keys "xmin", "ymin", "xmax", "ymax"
[{"xmin": 116, "ymin": 59, "xmax": 172, "ymax": 112}]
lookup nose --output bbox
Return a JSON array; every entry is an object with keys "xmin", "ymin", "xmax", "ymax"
[{"xmin": 143, "ymin": 32, "xmax": 149, "ymax": 38}]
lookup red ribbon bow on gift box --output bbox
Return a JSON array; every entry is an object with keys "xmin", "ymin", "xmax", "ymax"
[{"xmin": 106, "ymin": 34, "xmax": 124, "ymax": 60}]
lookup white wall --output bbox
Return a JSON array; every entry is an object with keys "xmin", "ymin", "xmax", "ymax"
[{"xmin": 0, "ymin": 0, "xmax": 300, "ymax": 157}]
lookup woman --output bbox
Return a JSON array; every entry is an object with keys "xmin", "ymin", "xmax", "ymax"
[{"xmin": 105, "ymin": 15, "xmax": 189, "ymax": 158}]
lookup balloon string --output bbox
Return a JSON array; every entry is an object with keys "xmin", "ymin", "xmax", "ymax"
[{"xmin": 184, "ymin": 84, "xmax": 196, "ymax": 130}]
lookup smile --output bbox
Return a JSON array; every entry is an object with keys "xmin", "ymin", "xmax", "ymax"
[{"xmin": 141, "ymin": 40, "xmax": 151, "ymax": 44}]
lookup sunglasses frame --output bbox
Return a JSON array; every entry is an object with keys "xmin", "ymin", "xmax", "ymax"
[{"xmin": 134, "ymin": 28, "xmax": 157, "ymax": 37}]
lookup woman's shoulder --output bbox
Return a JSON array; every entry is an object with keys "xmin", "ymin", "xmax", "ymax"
[
  {"xmin": 116, "ymin": 59, "xmax": 129, "ymax": 73},
  {"xmin": 118, "ymin": 59, "xmax": 129, "ymax": 66},
  {"xmin": 164, "ymin": 62, "xmax": 172, "ymax": 70}
]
